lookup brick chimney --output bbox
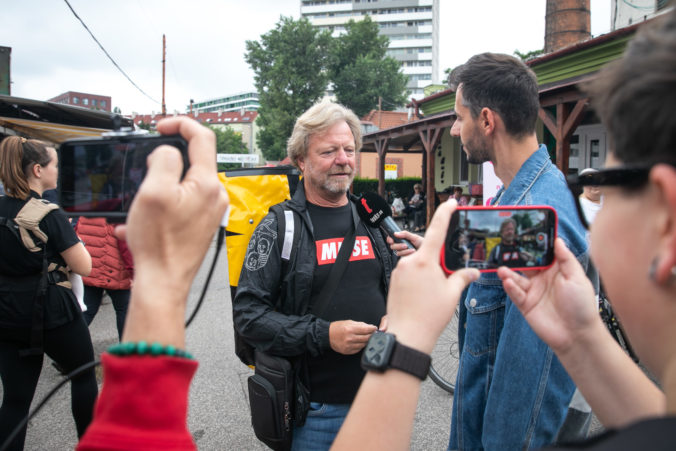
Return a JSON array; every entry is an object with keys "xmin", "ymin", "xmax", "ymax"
[{"xmin": 545, "ymin": 0, "xmax": 591, "ymax": 53}]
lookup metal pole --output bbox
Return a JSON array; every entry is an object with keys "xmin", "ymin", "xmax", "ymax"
[{"xmin": 162, "ymin": 34, "xmax": 166, "ymax": 116}]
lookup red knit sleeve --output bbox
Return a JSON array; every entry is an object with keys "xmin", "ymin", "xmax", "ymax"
[{"xmin": 77, "ymin": 354, "xmax": 198, "ymax": 451}]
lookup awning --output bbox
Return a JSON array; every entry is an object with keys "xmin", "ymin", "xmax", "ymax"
[
  {"xmin": 0, "ymin": 94, "xmax": 133, "ymax": 143},
  {"xmin": 361, "ymin": 111, "xmax": 455, "ymax": 153}
]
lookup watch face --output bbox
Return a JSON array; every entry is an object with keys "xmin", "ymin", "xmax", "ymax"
[{"xmin": 361, "ymin": 331, "xmax": 396, "ymax": 370}]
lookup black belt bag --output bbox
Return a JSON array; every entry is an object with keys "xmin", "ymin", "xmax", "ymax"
[{"xmin": 248, "ymin": 350, "xmax": 294, "ymax": 451}]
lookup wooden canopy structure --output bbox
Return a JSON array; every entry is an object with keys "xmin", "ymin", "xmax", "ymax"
[
  {"xmin": 361, "ymin": 111, "xmax": 455, "ymax": 226},
  {"xmin": 528, "ymin": 21, "xmax": 642, "ymax": 174},
  {"xmin": 360, "ymin": 18, "xmax": 646, "ymax": 228}
]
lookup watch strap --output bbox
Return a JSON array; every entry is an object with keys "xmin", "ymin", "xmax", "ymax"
[{"xmin": 390, "ymin": 341, "xmax": 431, "ymax": 381}]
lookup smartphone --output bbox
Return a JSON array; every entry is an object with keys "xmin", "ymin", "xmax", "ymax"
[
  {"xmin": 57, "ymin": 134, "xmax": 188, "ymax": 220},
  {"xmin": 440, "ymin": 206, "xmax": 557, "ymax": 274}
]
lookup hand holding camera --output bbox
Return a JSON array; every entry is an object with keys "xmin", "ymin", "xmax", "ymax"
[{"xmin": 113, "ymin": 117, "xmax": 229, "ymax": 348}]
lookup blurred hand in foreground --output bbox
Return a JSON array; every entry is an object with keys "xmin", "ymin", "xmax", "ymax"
[{"xmin": 116, "ymin": 117, "xmax": 230, "ymax": 347}]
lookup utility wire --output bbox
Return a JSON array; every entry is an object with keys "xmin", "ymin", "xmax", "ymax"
[
  {"xmin": 620, "ymin": 0, "xmax": 654, "ymax": 10},
  {"xmin": 62, "ymin": 0, "xmax": 160, "ymax": 105}
]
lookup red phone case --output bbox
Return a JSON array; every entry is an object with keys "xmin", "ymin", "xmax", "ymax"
[{"xmin": 440, "ymin": 205, "xmax": 558, "ymax": 274}]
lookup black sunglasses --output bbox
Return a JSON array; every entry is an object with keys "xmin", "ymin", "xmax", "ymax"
[{"xmin": 566, "ymin": 164, "xmax": 653, "ymax": 229}]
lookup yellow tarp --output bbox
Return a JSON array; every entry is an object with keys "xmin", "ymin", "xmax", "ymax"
[
  {"xmin": 485, "ymin": 237, "xmax": 501, "ymax": 260},
  {"xmin": 219, "ymin": 171, "xmax": 300, "ymax": 287}
]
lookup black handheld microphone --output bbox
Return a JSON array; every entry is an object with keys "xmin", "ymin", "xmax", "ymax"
[{"xmin": 354, "ymin": 191, "xmax": 415, "ymax": 250}]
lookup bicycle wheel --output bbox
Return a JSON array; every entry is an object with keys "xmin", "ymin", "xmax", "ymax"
[
  {"xmin": 428, "ymin": 308, "xmax": 460, "ymax": 394},
  {"xmin": 599, "ymin": 294, "xmax": 639, "ymax": 362}
]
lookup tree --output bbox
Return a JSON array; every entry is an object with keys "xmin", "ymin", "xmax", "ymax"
[
  {"xmin": 136, "ymin": 121, "xmax": 152, "ymax": 131},
  {"xmin": 206, "ymin": 125, "xmax": 248, "ymax": 171},
  {"xmin": 329, "ymin": 16, "xmax": 408, "ymax": 117},
  {"xmin": 512, "ymin": 212, "xmax": 534, "ymax": 231},
  {"xmin": 245, "ymin": 17, "xmax": 332, "ymax": 161},
  {"xmin": 514, "ymin": 48, "xmax": 545, "ymax": 61}
]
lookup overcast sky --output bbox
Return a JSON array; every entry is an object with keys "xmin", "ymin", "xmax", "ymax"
[{"xmin": 2, "ymin": 0, "xmax": 611, "ymax": 115}]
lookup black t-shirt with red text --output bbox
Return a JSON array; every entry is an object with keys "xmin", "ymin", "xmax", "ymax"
[
  {"xmin": 487, "ymin": 242, "xmax": 527, "ymax": 268},
  {"xmin": 306, "ymin": 202, "xmax": 386, "ymax": 404}
]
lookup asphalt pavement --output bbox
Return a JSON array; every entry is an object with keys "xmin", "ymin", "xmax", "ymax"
[{"xmin": 15, "ymin": 238, "xmax": 455, "ymax": 450}]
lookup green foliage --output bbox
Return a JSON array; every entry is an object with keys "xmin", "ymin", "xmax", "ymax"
[
  {"xmin": 352, "ymin": 176, "xmax": 422, "ymax": 200},
  {"xmin": 207, "ymin": 125, "xmax": 248, "ymax": 171},
  {"xmin": 330, "ymin": 17, "xmax": 408, "ymax": 117},
  {"xmin": 245, "ymin": 17, "xmax": 332, "ymax": 162},
  {"xmin": 136, "ymin": 121, "xmax": 152, "ymax": 131},
  {"xmin": 512, "ymin": 212, "xmax": 534, "ymax": 230},
  {"xmin": 514, "ymin": 48, "xmax": 545, "ymax": 61},
  {"xmin": 246, "ymin": 16, "xmax": 410, "ymax": 160}
]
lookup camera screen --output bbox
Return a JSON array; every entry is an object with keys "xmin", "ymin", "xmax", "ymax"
[
  {"xmin": 442, "ymin": 207, "xmax": 557, "ymax": 273},
  {"xmin": 58, "ymin": 135, "xmax": 188, "ymax": 217}
]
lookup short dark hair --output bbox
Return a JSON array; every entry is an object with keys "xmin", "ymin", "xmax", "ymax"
[
  {"xmin": 453, "ymin": 53, "xmax": 540, "ymax": 139},
  {"xmin": 584, "ymin": 9, "xmax": 676, "ymax": 166}
]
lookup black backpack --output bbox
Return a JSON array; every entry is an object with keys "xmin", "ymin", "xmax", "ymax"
[{"xmin": 221, "ymin": 166, "xmax": 301, "ymax": 367}]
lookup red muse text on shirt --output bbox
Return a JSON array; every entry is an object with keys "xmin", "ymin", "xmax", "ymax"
[{"xmin": 316, "ymin": 236, "xmax": 375, "ymax": 265}]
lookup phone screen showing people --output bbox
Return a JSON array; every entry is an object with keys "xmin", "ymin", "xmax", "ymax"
[
  {"xmin": 441, "ymin": 206, "xmax": 557, "ymax": 274},
  {"xmin": 58, "ymin": 135, "xmax": 188, "ymax": 219}
]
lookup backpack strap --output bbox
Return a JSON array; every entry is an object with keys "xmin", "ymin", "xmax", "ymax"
[
  {"xmin": 0, "ymin": 198, "xmax": 65, "ymax": 357},
  {"xmin": 14, "ymin": 198, "xmax": 59, "ymax": 251},
  {"xmin": 270, "ymin": 203, "xmax": 300, "ymax": 277}
]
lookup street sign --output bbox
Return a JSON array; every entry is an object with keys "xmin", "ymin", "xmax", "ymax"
[
  {"xmin": 217, "ymin": 153, "xmax": 260, "ymax": 164},
  {"xmin": 384, "ymin": 163, "xmax": 397, "ymax": 180}
]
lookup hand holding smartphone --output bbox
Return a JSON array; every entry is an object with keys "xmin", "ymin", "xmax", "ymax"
[
  {"xmin": 440, "ymin": 206, "xmax": 557, "ymax": 274},
  {"xmin": 57, "ymin": 134, "xmax": 189, "ymax": 221}
]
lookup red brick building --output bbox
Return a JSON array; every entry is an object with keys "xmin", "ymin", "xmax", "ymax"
[{"xmin": 48, "ymin": 91, "xmax": 112, "ymax": 112}]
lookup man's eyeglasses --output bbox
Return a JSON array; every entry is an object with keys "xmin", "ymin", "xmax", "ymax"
[{"xmin": 566, "ymin": 164, "xmax": 653, "ymax": 229}]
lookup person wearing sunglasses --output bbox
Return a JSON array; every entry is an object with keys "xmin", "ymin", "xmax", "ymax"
[
  {"xmin": 496, "ymin": 9, "xmax": 676, "ymax": 448},
  {"xmin": 334, "ymin": 7, "xmax": 676, "ymax": 451}
]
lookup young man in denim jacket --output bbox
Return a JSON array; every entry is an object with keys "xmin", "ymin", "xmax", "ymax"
[
  {"xmin": 445, "ymin": 53, "xmax": 589, "ymax": 450},
  {"xmin": 361, "ymin": 53, "xmax": 589, "ymax": 449}
]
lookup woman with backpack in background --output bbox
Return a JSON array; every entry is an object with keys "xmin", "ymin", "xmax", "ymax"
[{"xmin": 0, "ymin": 136, "xmax": 97, "ymax": 450}]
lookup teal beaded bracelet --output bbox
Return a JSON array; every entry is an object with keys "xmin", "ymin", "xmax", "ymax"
[{"xmin": 107, "ymin": 341, "xmax": 194, "ymax": 360}]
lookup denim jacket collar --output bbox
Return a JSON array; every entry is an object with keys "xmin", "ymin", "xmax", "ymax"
[{"xmin": 492, "ymin": 145, "xmax": 551, "ymax": 206}]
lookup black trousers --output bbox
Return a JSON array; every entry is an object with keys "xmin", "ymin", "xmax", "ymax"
[
  {"xmin": 82, "ymin": 286, "xmax": 130, "ymax": 341},
  {"xmin": 0, "ymin": 315, "xmax": 98, "ymax": 450}
]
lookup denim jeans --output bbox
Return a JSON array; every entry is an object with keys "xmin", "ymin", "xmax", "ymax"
[
  {"xmin": 449, "ymin": 146, "xmax": 589, "ymax": 450},
  {"xmin": 291, "ymin": 402, "xmax": 350, "ymax": 451}
]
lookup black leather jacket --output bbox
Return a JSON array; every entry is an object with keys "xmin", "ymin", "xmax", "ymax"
[{"xmin": 233, "ymin": 184, "xmax": 396, "ymax": 358}]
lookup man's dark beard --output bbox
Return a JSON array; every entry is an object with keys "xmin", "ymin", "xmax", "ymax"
[{"xmin": 463, "ymin": 144, "xmax": 491, "ymax": 165}]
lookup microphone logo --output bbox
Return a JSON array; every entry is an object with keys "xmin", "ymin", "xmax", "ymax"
[{"xmin": 361, "ymin": 198, "xmax": 373, "ymax": 214}]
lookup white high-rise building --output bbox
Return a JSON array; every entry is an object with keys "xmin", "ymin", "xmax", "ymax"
[
  {"xmin": 300, "ymin": 0, "xmax": 439, "ymax": 98},
  {"xmin": 610, "ymin": 0, "xmax": 672, "ymax": 31}
]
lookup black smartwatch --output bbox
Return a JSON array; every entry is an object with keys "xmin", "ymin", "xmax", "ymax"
[{"xmin": 361, "ymin": 331, "xmax": 431, "ymax": 380}]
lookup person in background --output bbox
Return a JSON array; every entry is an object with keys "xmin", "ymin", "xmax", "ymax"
[
  {"xmin": 407, "ymin": 183, "xmax": 425, "ymax": 232},
  {"xmin": 0, "ymin": 136, "xmax": 96, "ymax": 450},
  {"xmin": 77, "ymin": 217, "xmax": 133, "ymax": 341},
  {"xmin": 452, "ymin": 186, "xmax": 468, "ymax": 206},
  {"xmin": 577, "ymin": 168, "xmax": 602, "ymax": 225}
]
